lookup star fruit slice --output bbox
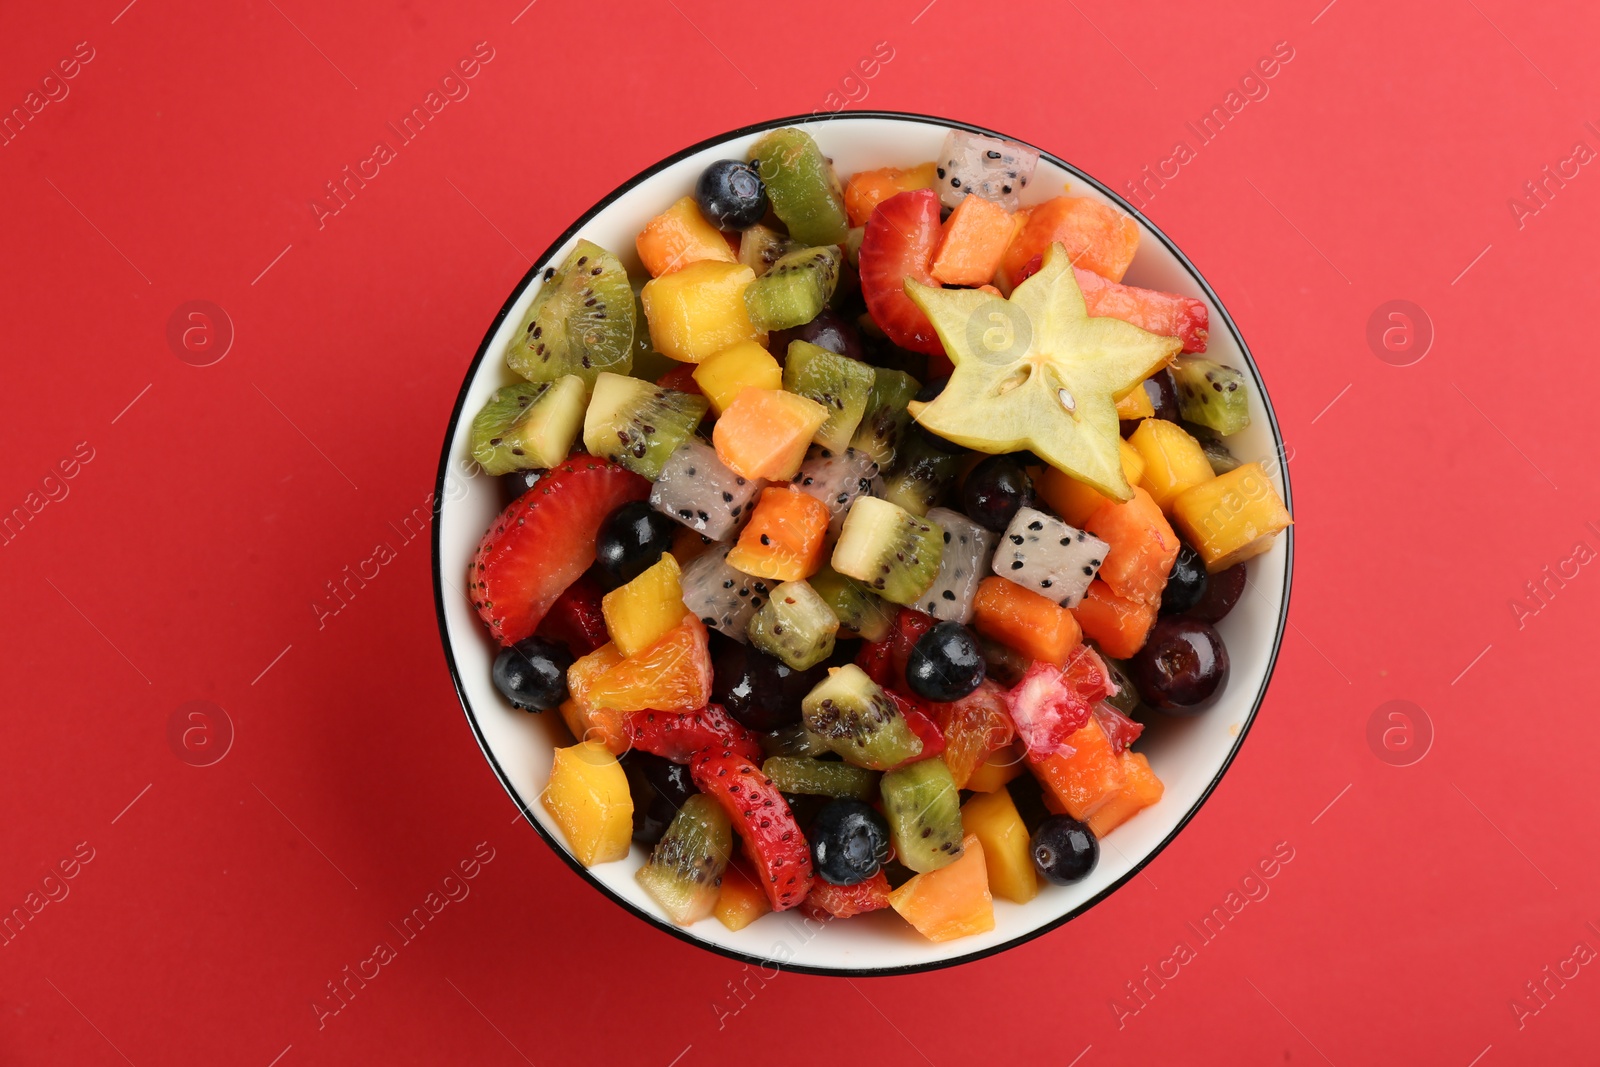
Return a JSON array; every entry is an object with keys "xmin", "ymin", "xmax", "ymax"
[{"xmin": 905, "ymin": 242, "xmax": 1181, "ymax": 501}]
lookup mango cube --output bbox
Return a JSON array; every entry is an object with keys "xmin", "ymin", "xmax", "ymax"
[
  {"xmin": 693, "ymin": 341, "xmax": 783, "ymax": 415},
  {"xmin": 960, "ymin": 788, "xmax": 1039, "ymax": 904},
  {"xmin": 641, "ymin": 261, "xmax": 763, "ymax": 363},
  {"xmin": 1128, "ymin": 418, "xmax": 1214, "ymax": 512},
  {"xmin": 1170, "ymin": 462, "xmax": 1291, "ymax": 573},
  {"xmin": 541, "ymin": 741, "xmax": 633, "ymax": 866},
  {"xmin": 601, "ymin": 552, "xmax": 683, "ymax": 657}
]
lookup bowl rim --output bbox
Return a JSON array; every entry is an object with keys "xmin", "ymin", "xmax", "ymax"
[{"xmin": 430, "ymin": 109, "xmax": 1294, "ymax": 977}]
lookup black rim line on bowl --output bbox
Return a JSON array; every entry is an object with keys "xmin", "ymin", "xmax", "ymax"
[{"xmin": 430, "ymin": 109, "xmax": 1295, "ymax": 978}]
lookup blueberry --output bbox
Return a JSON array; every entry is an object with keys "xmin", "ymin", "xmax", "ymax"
[
  {"xmin": 695, "ymin": 159, "xmax": 767, "ymax": 230},
  {"xmin": 492, "ymin": 636, "xmax": 571, "ymax": 711},
  {"xmin": 905, "ymin": 621, "xmax": 985, "ymax": 702},
  {"xmin": 810, "ymin": 798, "xmax": 891, "ymax": 885},
  {"xmin": 594, "ymin": 500, "xmax": 677, "ymax": 590},
  {"xmin": 1031, "ymin": 814, "xmax": 1098, "ymax": 885},
  {"xmin": 712, "ymin": 640, "xmax": 827, "ymax": 732},
  {"xmin": 621, "ymin": 751, "xmax": 696, "ymax": 845},
  {"xmin": 1127, "ymin": 616, "xmax": 1228, "ymax": 711},
  {"xmin": 1159, "ymin": 540, "xmax": 1206, "ymax": 615},
  {"xmin": 961, "ymin": 453, "xmax": 1035, "ymax": 532}
]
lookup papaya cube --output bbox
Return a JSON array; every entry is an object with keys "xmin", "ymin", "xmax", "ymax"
[
  {"xmin": 1027, "ymin": 717, "xmax": 1126, "ymax": 821},
  {"xmin": 641, "ymin": 261, "xmax": 763, "ymax": 363},
  {"xmin": 1171, "ymin": 462, "xmax": 1292, "ymax": 573},
  {"xmin": 713, "ymin": 863, "xmax": 771, "ymax": 931},
  {"xmin": 930, "ymin": 195, "xmax": 1019, "ymax": 287},
  {"xmin": 960, "ymin": 789, "xmax": 1039, "ymax": 904},
  {"xmin": 692, "ymin": 340, "xmax": 782, "ymax": 415},
  {"xmin": 541, "ymin": 741, "xmax": 634, "ymax": 866},
  {"xmin": 965, "ymin": 742, "xmax": 1026, "ymax": 793},
  {"xmin": 1087, "ymin": 751, "xmax": 1164, "ymax": 837},
  {"xmin": 600, "ymin": 552, "xmax": 683, "ymax": 657},
  {"xmin": 1035, "ymin": 440, "xmax": 1144, "ymax": 527},
  {"xmin": 636, "ymin": 196, "xmax": 737, "ymax": 277},
  {"xmin": 712, "ymin": 387, "xmax": 829, "ymax": 481},
  {"xmin": 725, "ymin": 486, "xmax": 830, "ymax": 582},
  {"xmin": 560, "ymin": 643, "xmax": 628, "ymax": 753},
  {"xmin": 843, "ymin": 162, "xmax": 938, "ymax": 227},
  {"xmin": 972, "ymin": 576, "xmax": 1081, "ymax": 667},
  {"xmin": 1071, "ymin": 579, "xmax": 1157, "ymax": 660},
  {"xmin": 1128, "ymin": 419, "xmax": 1214, "ymax": 512},
  {"xmin": 889, "ymin": 834, "xmax": 995, "ymax": 942},
  {"xmin": 1084, "ymin": 486, "xmax": 1180, "ymax": 606},
  {"xmin": 1000, "ymin": 196, "xmax": 1140, "ymax": 287}
]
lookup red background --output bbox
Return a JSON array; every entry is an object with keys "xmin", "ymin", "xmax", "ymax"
[{"xmin": 2, "ymin": 1, "xmax": 1594, "ymax": 1064}]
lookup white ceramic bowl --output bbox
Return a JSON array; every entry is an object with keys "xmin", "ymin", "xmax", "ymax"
[{"xmin": 432, "ymin": 112, "xmax": 1293, "ymax": 975}]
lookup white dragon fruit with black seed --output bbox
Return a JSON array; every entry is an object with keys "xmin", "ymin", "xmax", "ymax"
[
  {"xmin": 918, "ymin": 507, "xmax": 998, "ymax": 624},
  {"xmin": 679, "ymin": 543, "xmax": 771, "ymax": 642},
  {"xmin": 650, "ymin": 439, "xmax": 764, "ymax": 541},
  {"xmin": 791, "ymin": 445, "xmax": 880, "ymax": 534},
  {"xmin": 935, "ymin": 130, "xmax": 1040, "ymax": 212},
  {"xmin": 991, "ymin": 506, "xmax": 1108, "ymax": 608}
]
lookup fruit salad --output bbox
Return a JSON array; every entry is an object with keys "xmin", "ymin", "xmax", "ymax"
[{"xmin": 465, "ymin": 125, "xmax": 1291, "ymax": 943}]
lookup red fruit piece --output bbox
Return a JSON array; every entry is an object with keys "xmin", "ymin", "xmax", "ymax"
[
  {"xmin": 470, "ymin": 458, "xmax": 649, "ymax": 645},
  {"xmin": 800, "ymin": 870, "xmax": 892, "ymax": 920},
  {"xmin": 624, "ymin": 704, "xmax": 763, "ymax": 764},
  {"xmin": 657, "ymin": 364, "xmax": 703, "ymax": 395},
  {"xmin": 1091, "ymin": 701, "xmax": 1144, "ymax": 756},
  {"xmin": 535, "ymin": 572, "xmax": 609, "ymax": 656},
  {"xmin": 691, "ymin": 749, "xmax": 814, "ymax": 911},
  {"xmin": 855, "ymin": 607, "xmax": 936, "ymax": 693},
  {"xmin": 886, "ymin": 693, "xmax": 947, "ymax": 769},
  {"xmin": 859, "ymin": 189, "xmax": 945, "ymax": 356},
  {"xmin": 1004, "ymin": 646, "xmax": 1118, "ymax": 762},
  {"xmin": 929, "ymin": 680, "xmax": 1014, "ymax": 789},
  {"xmin": 1014, "ymin": 255, "xmax": 1208, "ymax": 353}
]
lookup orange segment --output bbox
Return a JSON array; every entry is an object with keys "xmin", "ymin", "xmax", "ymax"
[
  {"xmin": 560, "ymin": 643, "xmax": 628, "ymax": 753},
  {"xmin": 725, "ymin": 485, "xmax": 830, "ymax": 582},
  {"xmin": 584, "ymin": 614, "xmax": 712, "ymax": 713}
]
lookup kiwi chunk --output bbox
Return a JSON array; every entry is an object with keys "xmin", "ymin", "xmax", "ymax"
[
  {"xmin": 744, "ymin": 246, "xmax": 842, "ymax": 332},
  {"xmin": 468, "ymin": 375, "xmax": 586, "ymax": 474},
  {"xmin": 635, "ymin": 794, "xmax": 732, "ymax": 925},
  {"xmin": 832, "ymin": 496, "xmax": 944, "ymax": 606},
  {"xmin": 879, "ymin": 428, "xmax": 963, "ymax": 516},
  {"xmin": 506, "ymin": 240, "xmax": 634, "ymax": 387},
  {"xmin": 881, "ymin": 758, "xmax": 963, "ymax": 873},
  {"xmin": 747, "ymin": 128, "xmax": 850, "ymax": 246},
  {"xmin": 801, "ymin": 664, "xmax": 924, "ymax": 770},
  {"xmin": 1171, "ymin": 356, "xmax": 1250, "ymax": 436},
  {"xmin": 808, "ymin": 564, "xmax": 894, "ymax": 641},
  {"xmin": 582, "ymin": 371, "xmax": 709, "ymax": 480},
  {"xmin": 783, "ymin": 340, "xmax": 876, "ymax": 453},
  {"xmin": 850, "ymin": 368, "xmax": 922, "ymax": 469},
  {"xmin": 761, "ymin": 756, "xmax": 879, "ymax": 800},
  {"xmin": 746, "ymin": 580, "xmax": 839, "ymax": 671},
  {"xmin": 739, "ymin": 224, "xmax": 801, "ymax": 277}
]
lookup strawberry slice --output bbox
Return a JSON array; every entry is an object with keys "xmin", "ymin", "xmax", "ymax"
[
  {"xmin": 1014, "ymin": 254, "xmax": 1209, "ymax": 352},
  {"xmin": 800, "ymin": 869, "xmax": 892, "ymax": 920},
  {"xmin": 857, "ymin": 607, "xmax": 937, "ymax": 692},
  {"xmin": 859, "ymin": 189, "xmax": 945, "ymax": 356},
  {"xmin": 691, "ymin": 748, "xmax": 814, "ymax": 911},
  {"xmin": 470, "ymin": 457, "xmax": 649, "ymax": 645},
  {"xmin": 624, "ymin": 704, "xmax": 763, "ymax": 764},
  {"xmin": 535, "ymin": 572, "xmax": 609, "ymax": 656}
]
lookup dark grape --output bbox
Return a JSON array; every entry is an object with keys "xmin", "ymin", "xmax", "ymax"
[
  {"xmin": 1127, "ymin": 616, "xmax": 1229, "ymax": 710},
  {"xmin": 1143, "ymin": 368, "xmax": 1180, "ymax": 422},
  {"xmin": 1186, "ymin": 563, "xmax": 1246, "ymax": 622},
  {"xmin": 769, "ymin": 307, "xmax": 866, "ymax": 363},
  {"xmin": 961, "ymin": 453, "xmax": 1035, "ymax": 532},
  {"xmin": 712, "ymin": 641, "xmax": 828, "ymax": 731}
]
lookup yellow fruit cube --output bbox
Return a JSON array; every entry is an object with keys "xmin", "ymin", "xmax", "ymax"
[
  {"xmin": 1128, "ymin": 418, "xmax": 1214, "ymax": 512},
  {"xmin": 960, "ymin": 789, "xmax": 1039, "ymax": 904},
  {"xmin": 1114, "ymin": 383, "xmax": 1155, "ymax": 420},
  {"xmin": 692, "ymin": 341, "xmax": 783, "ymax": 415},
  {"xmin": 1171, "ymin": 462, "xmax": 1292, "ymax": 572},
  {"xmin": 1035, "ymin": 440, "xmax": 1145, "ymax": 527},
  {"xmin": 712, "ymin": 868, "xmax": 771, "ymax": 931},
  {"xmin": 541, "ymin": 741, "xmax": 633, "ymax": 866},
  {"xmin": 641, "ymin": 261, "xmax": 763, "ymax": 364},
  {"xmin": 964, "ymin": 744, "xmax": 1025, "ymax": 793},
  {"xmin": 601, "ymin": 553, "xmax": 684, "ymax": 657}
]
